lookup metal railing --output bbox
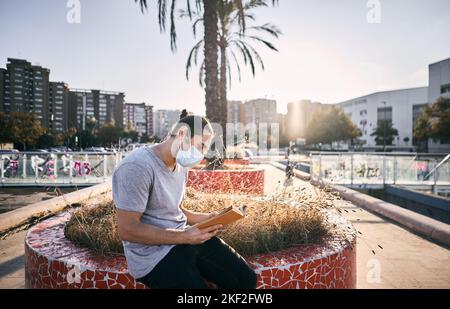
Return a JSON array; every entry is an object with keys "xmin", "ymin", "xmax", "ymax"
[
  {"xmin": 309, "ymin": 152, "xmax": 450, "ymax": 190},
  {"xmin": 0, "ymin": 152, "xmax": 124, "ymax": 186}
]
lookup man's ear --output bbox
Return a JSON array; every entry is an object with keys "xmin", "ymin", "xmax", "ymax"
[
  {"xmin": 176, "ymin": 126, "xmax": 185, "ymax": 140},
  {"xmin": 177, "ymin": 126, "xmax": 190, "ymax": 148}
]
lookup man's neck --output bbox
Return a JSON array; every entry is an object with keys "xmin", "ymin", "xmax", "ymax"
[{"xmin": 153, "ymin": 139, "xmax": 177, "ymax": 171}]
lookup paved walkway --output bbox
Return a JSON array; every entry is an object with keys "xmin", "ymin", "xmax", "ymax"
[
  {"xmin": 0, "ymin": 187, "xmax": 78, "ymax": 214},
  {"xmin": 0, "ymin": 230, "xmax": 26, "ymax": 288},
  {"xmin": 262, "ymin": 164, "xmax": 450, "ymax": 288},
  {"xmin": 1, "ymin": 164, "xmax": 449, "ymax": 288}
]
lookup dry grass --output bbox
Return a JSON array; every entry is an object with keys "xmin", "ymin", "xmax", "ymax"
[
  {"xmin": 64, "ymin": 195, "xmax": 123, "ymax": 256},
  {"xmin": 65, "ymin": 186, "xmax": 342, "ymax": 256}
]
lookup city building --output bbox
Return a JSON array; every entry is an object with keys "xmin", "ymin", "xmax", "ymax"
[
  {"xmin": 227, "ymin": 100, "xmax": 245, "ymax": 124},
  {"xmin": 152, "ymin": 109, "xmax": 180, "ymax": 139},
  {"xmin": 68, "ymin": 89, "xmax": 124, "ymax": 131},
  {"xmin": 277, "ymin": 112, "xmax": 287, "ymax": 145},
  {"xmin": 285, "ymin": 100, "xmax": 329, "ymax": 142},
  {"xmin": 123, "ymin": 102, "xmax": 153, "ymax": 137},
  {"xmin": 145, "ymin": 105, "xmax": 154, "ymax": 138},
  {"xmin": 429, "ymin": 58, "xmax": 450, "ymax": 102},
  {"xmin": 0, "ymin": 58, "xmax": 50, "ymax": 128},
  {"xmin": 0, "ymin": 68, "xmax": 5, "ymax": 112},
  {"xmin": 243, "ymin": 99, "xmax": 278, "ymax": 126},
  {"xmin": 338, "ymin": 58, "xmax": 450, "ymax": 152},
  {"xmin": 48, "ymin": 82, "xmax": 69, "ymax": 134}
]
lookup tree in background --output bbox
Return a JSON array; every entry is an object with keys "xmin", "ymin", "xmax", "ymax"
[
  {"xmin": 122, "ymin": 125, "xmax": 140, "ymax": 144},
  {"xmin": 78, "ymin": 130, "xmax": 96, "ymax": 149},
  {"xmin": 304, "ymin": 106, "xmax": 360, "ymax": 147},
  {"xmin": 36, "ymin": 132, "xmax": 57, "ymax": 149},
  {"xmin": 7, "ymin": 112, "xmax": 45, "ymax": 150},
  {"xmin": 61, "ymin": 127, "xmax": 78, "ymax": 150},
  {"xmin": 414, "ymin": 97, "xmax": 450, "ymax": 152},
  {"xmin": 370, "ymin": 120, "xmax": 399, "ymax": 147},
  {"xmin": 97, "ymin": 123, "xmax": 122, "ymax": 147},
  {"xmin": 140, "ymin": 133, "xmax": 150, "ymax": 143},
  {"xmin": 0, "ymin": 112, "xmax": 10, "ymax": 144}
]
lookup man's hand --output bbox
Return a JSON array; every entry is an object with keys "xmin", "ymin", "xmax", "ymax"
[{"xmin": 181, "ymin": 225, "xmax": 222, "ymax": 245}]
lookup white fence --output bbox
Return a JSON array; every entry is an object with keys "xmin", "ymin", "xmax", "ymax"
[
  {"xmin": 0, "ymin": 152, "xmax": 124, "ymax": 186},
  {"xmin": 310, "ymin": 152, "xmax": 450, "ymax": 189}
]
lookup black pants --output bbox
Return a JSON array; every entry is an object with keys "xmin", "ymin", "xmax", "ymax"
[{"xmin": 136, "ymin": 237, "xmax": 257, "ymax": 289}]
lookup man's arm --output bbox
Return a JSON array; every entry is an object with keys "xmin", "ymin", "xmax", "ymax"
[{"xmin": 116, "ymin": 209, "xmax": 222, "ymax": 245}]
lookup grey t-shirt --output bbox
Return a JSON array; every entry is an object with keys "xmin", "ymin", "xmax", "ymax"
[{"xmin": 112, "ymin": 145, "xmax": 188, "ymax": 279}]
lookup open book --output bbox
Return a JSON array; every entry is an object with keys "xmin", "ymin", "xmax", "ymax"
[{"xmin": 194, "ymin": 205, "xmax": 247, "ymax": 230}]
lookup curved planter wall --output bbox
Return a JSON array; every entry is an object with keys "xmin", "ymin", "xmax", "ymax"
[
  {"xmin": 25, "ymin": 211, "xmax": 356, "ymax": 289},
  {"xmin": 187, "ymin": 168, "xmax": 264, "ymax": 195}
]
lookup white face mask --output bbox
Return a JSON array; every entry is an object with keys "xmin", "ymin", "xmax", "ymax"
[{"xmin": 176, "ymin": 142, "xmax": 204, "ymax": 168}]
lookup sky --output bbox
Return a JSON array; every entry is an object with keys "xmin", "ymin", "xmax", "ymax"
[{"xmin": 1, "ymin": 0, "xmax": 449, "ymax": 115}]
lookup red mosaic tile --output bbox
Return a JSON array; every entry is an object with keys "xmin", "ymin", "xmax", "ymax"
[{"xmin": 187, "ymin": 169, "xmax": 264, "ymax": 195}]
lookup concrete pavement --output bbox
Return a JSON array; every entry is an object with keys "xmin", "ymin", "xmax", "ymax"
[
  {"xmin": 0, "ymin": 230, "xmax": 25, "ymax": 289},
  {"xmin": 262, "ymin": 164, "xmax": 450, "ymax": 288}
]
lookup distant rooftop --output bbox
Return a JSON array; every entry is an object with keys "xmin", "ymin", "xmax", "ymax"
[
  {"xmin": 338, "ymin": 86, "xmax": 428, "ymax": 106},
  {"xmin": 69, "ymin": 88, "xmax": 124, "ymax": 96}
]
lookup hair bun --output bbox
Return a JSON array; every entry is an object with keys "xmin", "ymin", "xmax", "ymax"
[{"xmin": 180, "ymin": 109, "xmax": 188, "ymax": 120}]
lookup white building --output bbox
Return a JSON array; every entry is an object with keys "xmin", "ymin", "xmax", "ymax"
[
  {"xmin": 338, "ymin": 58, "xmax": 450, "ymax": 152},
  {"xmin": 338, "ymin": 87, "xmax": 428, "ymax": 148},
  {"xmin": 429, "ymin": 58, "xmax": 450, "ymax": 102},
  {"xmin": 153, "ymin": 109, "xmax": 180, "ymax": 139}
]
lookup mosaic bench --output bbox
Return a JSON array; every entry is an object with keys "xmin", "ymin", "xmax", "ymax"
[{"xmin": 25, "ymin": 210, "xmax": 356, "ymax": 289}]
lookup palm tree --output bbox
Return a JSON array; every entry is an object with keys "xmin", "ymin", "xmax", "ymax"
[
  {"xmin": 133, "ymin": 0, "xmax": 219, "ymax": 129},
  {"xmin": 134, "ymin": 0, "xmax": 278, "ymax": 127},
  {"xmin": 184, "ymin": 0, "xmax": 281, "ymax": 125}
]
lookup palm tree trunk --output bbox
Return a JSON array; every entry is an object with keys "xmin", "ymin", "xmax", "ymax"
[
  {"xmin": 203, "ymin": 0, "xmax": 221, "ymax": 125},
  {"xmin": 203, "ymin": 0, "xmax": 226, "ymax": 169},
  {"xmin": 219, "ymin": 44, "xmax": 227, "ymax": 135}
]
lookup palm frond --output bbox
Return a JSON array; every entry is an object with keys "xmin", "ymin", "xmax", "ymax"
[
  {"xmin": 229, "ymin": 49, "xmax": 242, "ymax": 82},
  {"xmin": 248, "ymin": 23, "xmax": 282, "ymax": 38},
  {"xmin": 157, "ymin": 0, "xmax": 167, "ymax": 32},
  {"xmin": 135, "ymin": 0, "xmax": 148, "ymax": 13},
  {"xmin": 182, "ymin": 0, "xmax": 281, "ymax": 88},
  {"xmin": 134, "ymin": 0, "xmax": 179, "ymax": 51},
  {"xmin": 231, "ymin": 40, "xmax": 248, "ymax": 65},
  {"xmin": 186, "ymin": 40, "xmax": 204, "ymax": 80},
  {"xmin": 245, "ymin": 43, "xmax": 265, "ymax": 70},
  {"xmin": 170, "ymin": 0, "xmax": 177, "ymax": 50},
  {"xmin": 192, "ymin": 17, "xmax": 203, "ymax": 37},
  {"xmin": 226, "ymin": 57, "xmax": 232, "ymax": 89},
  {"xmin": 244, "ymin": 0, "xmax": 268, "ymax": 10},
  {"xmin": 234, "ymin": 40, "xmax": 256, "ymax": 76},
  {"xmin": 247, "ymin": 35, "xmax": 279, "ymax": 51}
]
